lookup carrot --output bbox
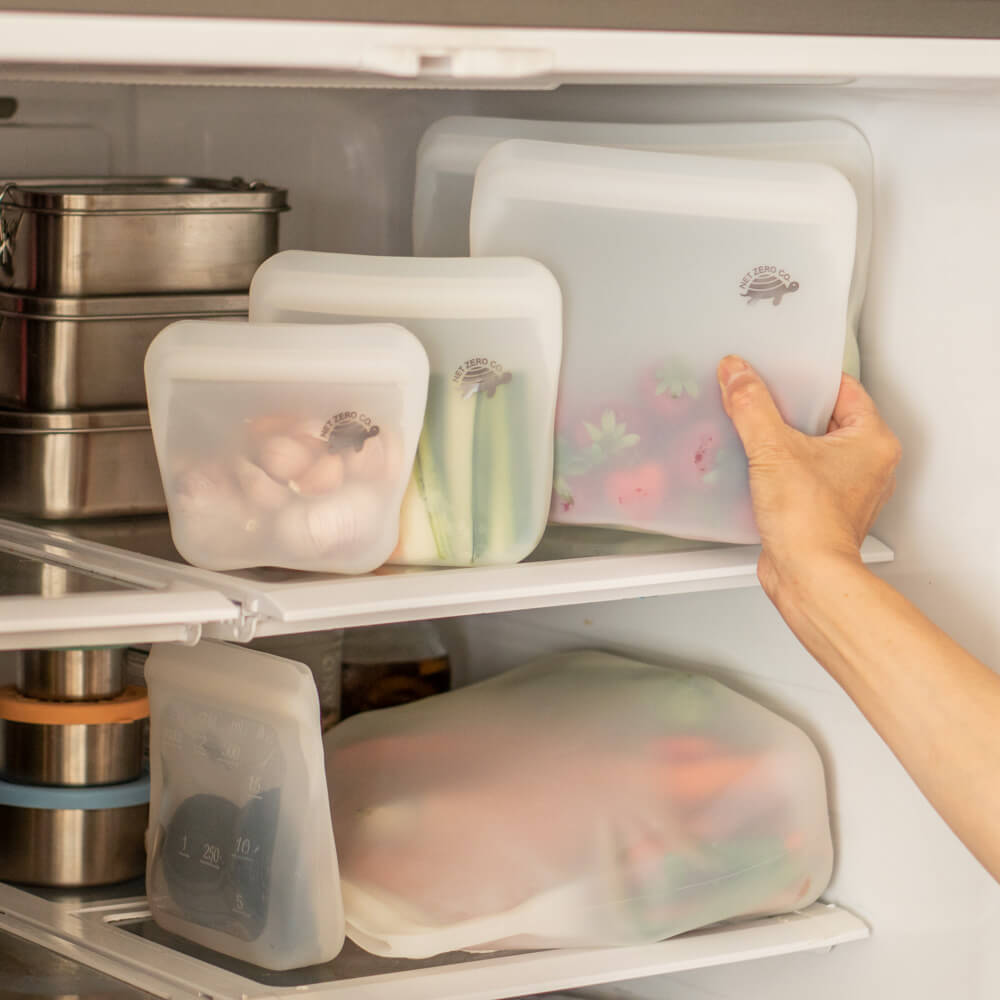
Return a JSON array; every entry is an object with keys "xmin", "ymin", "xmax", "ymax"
[
  {"xmin": 650, "ymin": 735, "xmax": 719, "ymax": 763},
  {"xmin": 662, "ymin": 754, "xmax": 760, "ymax": 803}
]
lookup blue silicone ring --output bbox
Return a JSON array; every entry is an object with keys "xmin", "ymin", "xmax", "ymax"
[{"xmin": 0, "ymin": 773, "xmax": 150, "ymax": 810}]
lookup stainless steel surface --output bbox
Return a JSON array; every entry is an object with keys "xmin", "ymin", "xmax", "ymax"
[
  {"xmin": 0, "ymin": 290, "xmax": 248, "ymax": 410},
  {"xmin": 0, "ymin": 802, "xmax": 147, "ymax": 887},
  {"xmin": 0, "ymin": 177, "xmax": 286, "ymax": 296},
  {"xmin": 0, "ymin": 408, "xmax": 166, "ymax": 519},
  {"xmin": 0, "ymin": 925, "xmax": 158, "ymax": 1000},
  {"xmin": 0, "ymin": 717, "xmax": 145, "ymax": 786},
  {"xmin": 19, "ymin": 647, "xmax": 126, "ymax": 701}
]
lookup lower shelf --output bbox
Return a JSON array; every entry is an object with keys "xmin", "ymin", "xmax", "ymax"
[{"xmin": 0, "ymin": 879, "xmax": 868, "ymax": 1000}]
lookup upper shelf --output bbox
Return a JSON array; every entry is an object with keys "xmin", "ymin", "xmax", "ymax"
[
  {"xmin": 4, "ymin": 11, "xmax": 1000, "ymax": 88},
  {"xmin": 0, "ymin": 517, "xmax": 893, "ymax": 647}
]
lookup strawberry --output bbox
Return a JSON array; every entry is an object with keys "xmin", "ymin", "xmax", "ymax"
[
  {"xmin": 640, "ymin": 358, "xmax": 701, "ymax": 420},
  {"xmin": 604, "ymin": 461, "xmax": 668, "ymax": 521},
  {"xmin": 673, "ymin": 419, "xmax": 731, "ymax": 489}
]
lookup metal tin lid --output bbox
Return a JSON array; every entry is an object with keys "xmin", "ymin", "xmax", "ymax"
[
  {"xmin": 0, "ymin": 177, "xmax": 288, "ymax": 214},
  {"xmin": 0, "ymin": 409, "xmax": 151, "ymax": 433},
  {"xmin": 0, "ymin": 773, "xmax": 150, "ymax": 810},
  {"xmin": 0, "ymin": 289, "xmax": 249, "ymax": 320}
]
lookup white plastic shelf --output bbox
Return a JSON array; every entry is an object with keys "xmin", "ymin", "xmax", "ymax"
[
  {"xmin": 0, "ymin": 518, "xmax": 892, "ymax": 645},
  {"xmin": 0, "ymin": 879, "xmax": 869, "ymax": 1000},
  {"xmin": 2, "ymin": 11, "xmax": 1000, "ymax": 89}
]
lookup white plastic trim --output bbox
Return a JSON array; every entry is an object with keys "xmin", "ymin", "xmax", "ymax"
[{"xmin": 2, "ymin": 14, "xmax": 1000, "ymax": 87}]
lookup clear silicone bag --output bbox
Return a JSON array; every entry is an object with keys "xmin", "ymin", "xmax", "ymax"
[
  {"xmin": 144, "ymin": 320, "xmax": 428, "ymax": 573},
  {"xmin": 471, "ymin": 140, "xmax": 856, "ymax": 543},
  {"xmin": 145, "ymin": 641, "xmax": 345, "ymax": 970},
  {"xmin": 324, "ymin": 650, "xmax": 834, "ymax": 959},
  {"xmin": 249, "ymin": 251, "xmax": 562, "ymax": 566},
  {"xmin": 413, "ymin": 115, "xmax": 871, "ymax": 376}
]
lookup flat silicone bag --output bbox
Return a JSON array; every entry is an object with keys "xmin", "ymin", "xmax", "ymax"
[
  {"xmin": 144, "ymin": 320, "xmax": 428, "ymax": 572},
  {"xmin": 471, "ymin": 140, "xmax": 856, "ymax": 543},
  {"xmin": 249, "ymin": 252, "xmax": 562, "ymax": 566},
  {"xmin": 324, "ymin": 650, "xmax": 834, "ymax": 958},
  {"xmin": 414, "ymin": 116, "xmax": 870, "ymax": 377},
  {"xmin": 145, "ymin": 640, "xmax": 345, "ymax": 970}
]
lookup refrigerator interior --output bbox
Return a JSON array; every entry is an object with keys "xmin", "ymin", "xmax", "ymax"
[{"xmin": 0, "ymin": 58, "xmax": 998, "ymax": 1000}]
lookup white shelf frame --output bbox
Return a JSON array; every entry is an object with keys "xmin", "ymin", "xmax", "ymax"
[
  {"xmin": 0, "ymin": 519, "xmax": 892, "ymax": 646},
  {"xmin": 0, "ymin": 880, "xmax": 868, "ymax": 1000},
  {"xmin": 2, "ymin": 12, "xmax": 1000, "ymax": 89}
]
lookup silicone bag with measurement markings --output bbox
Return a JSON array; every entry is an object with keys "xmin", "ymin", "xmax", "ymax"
[
  {"xmin": 250, "ymin": 251, "xmax": 562, "ymax": 567},
  {"xmin": 145, "ymin": 640, "xmax": 345, "ymax": 970},
  {"xmin": 471, "ymin": 140, "xmax": 856, "ymax": 544},
  {"xmin": 144, "ymin": 319, "xmax": 428, "ymax": 573},
  {"xmin": 414, "ymin": 115, "xmax": 870, "ymax": 377},
  {"xmin": 324, "ymin": 650, "xmax": 833, "ymax": 959}
]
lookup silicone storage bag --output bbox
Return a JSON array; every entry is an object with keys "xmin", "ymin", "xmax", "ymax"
[
  {"xmin": 250, "ymin": 251, "xmax": 562, "ymax": 566},
  {"xmin": 471, "ymin": 140, "xmax": 857, "ymax": 543},
  {"xmin": 325, "ymin": 650, "xmax": 834, "ymax": 958},
  {"xmin": 144, "ymin": 320, "xmax": 428, "ymax": 573},
  {"xmin": 145, "ymin": 641, "xmax": 345, "ymax": 970},
  {"xmin": 414, "ymin": 115, "xmax": 870, "ymax": 376}
]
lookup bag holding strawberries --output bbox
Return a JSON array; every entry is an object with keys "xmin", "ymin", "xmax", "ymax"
[{"xmin": 324, "ymin": 650, "xmax": 834, "ymax": 958}]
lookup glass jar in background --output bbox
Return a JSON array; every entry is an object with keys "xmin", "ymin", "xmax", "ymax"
[{"xmin": 340, "ymin": 621, "xmax": 450, "ymax": 720}]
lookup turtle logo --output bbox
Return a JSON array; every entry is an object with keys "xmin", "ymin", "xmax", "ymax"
[
  {"xmin": 739, "ymin": 266, "xmax": 799, "ymax": 306},
  {"xmin": 322, "ymin": 410, "xmax": 380, "ymax": 453},
  {"xmin": 452, "ymin": 358, "xmax": 512, "ymax": 400}
]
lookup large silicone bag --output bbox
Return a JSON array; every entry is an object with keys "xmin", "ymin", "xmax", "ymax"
[
  {"xmin": 471, "ymin": 140, "xmax": 856, "ymax": 544},
  {"xmin": 324, "ymin": 650, "xmax": 834, "ymax": 958},
  {"xmin": 413, "ymin": 115, "xmax": 871, "ymax": 376}
]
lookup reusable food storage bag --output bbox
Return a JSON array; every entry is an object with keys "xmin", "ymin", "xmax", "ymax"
[
  {"xmin": 250, "ymin": 252, "xmax": 562, "ymax": 566},
  {"xmin": 144, "ymin": 320, "xmax": 428, "ymax": 572},
  {"xmin": 145, "ymin": 641, "xmax": 345, "ymax": 970},
  {"xmin": 471, "ymin": 140, "xmax": 856, "ymax": 543},
  {"xmin": 324, "ymin": 650, "xmax": 833, "ymax": 958},
  {"xmin": 414, "ymin": 115, "xmax": 870, "ymax": 376}
]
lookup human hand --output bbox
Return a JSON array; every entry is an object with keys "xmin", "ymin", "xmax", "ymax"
[{"xmin": 716, "ymin": 356, "xmax": 901, "ymax": 601}]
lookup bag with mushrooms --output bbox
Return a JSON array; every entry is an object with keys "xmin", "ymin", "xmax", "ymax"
[{"xmin": 144, "ymin": 320, "xmax": 429, "ymax": 573}]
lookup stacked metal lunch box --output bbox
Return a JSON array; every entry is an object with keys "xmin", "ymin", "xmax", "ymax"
[
  {"xmin": 0, "ymin": 648, "xmax": 150, "ymax": 887},
  {"xmin": 0, "ymin": 177, "xmax": 288, "ymax": 519}
]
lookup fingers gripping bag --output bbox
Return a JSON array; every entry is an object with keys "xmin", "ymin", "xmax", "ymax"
[{"xmin": 324, "ymin": 650, "xmax": 834, "ymax": 958}]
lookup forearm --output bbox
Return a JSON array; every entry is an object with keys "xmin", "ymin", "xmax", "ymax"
[{"xmin": 771, "ymin": 557, "xmax": 1000, "ymax": 880}]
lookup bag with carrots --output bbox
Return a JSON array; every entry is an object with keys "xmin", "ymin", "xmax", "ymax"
[{"xmin": 323, "ymin": 650, "xmax": 834, "ymax": 959}]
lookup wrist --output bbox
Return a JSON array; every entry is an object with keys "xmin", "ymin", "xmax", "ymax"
[{"xmin": 763, "ymin": 546, "xmax": 869, "ymax": 620}]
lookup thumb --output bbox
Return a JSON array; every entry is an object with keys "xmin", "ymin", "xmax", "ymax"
[{"xmin": 717, "ymin": 356, "xmax": 788, "ymax": 458}]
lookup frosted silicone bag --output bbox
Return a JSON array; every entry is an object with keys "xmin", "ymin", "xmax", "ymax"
[
  {"xmin": 144, "ymin": 320, "xmax": 428, "ymax": 572},
  {"xmin": 324, "ymin": 650, "xmax": 833, "ymax": 958},
  {"xmin": 249, "ymin": 252, "xmax": 562, "ymax": 566},
  {"xmin": 413, "ymin": 115, "xmax": 870, "ymax": 376},
  {"xmin": 471, "ymin": 140, "xmax": 856, "ymax": 543},
  {"xmin": 145, "ymin": 641, "xmax": 345, "ymax": 970}
]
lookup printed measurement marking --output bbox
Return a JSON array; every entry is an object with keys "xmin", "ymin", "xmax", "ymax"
[
  {"xmin": 200, "ymin": 843, "xmax": 222, "ymax": 868},
  {"xmin": 178, "ymin": 834, "xmax": 190, "ymax": 859}
]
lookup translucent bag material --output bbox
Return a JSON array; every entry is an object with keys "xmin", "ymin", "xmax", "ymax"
[{"xmin": 324, "ymin": 650, "xmax": 834, "ymax": 958}]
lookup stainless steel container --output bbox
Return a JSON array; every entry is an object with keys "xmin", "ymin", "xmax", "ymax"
[
  {"xmin": 0, "ymin": 408, "xmax": 166, "ymax": 519},
  {"xmin": 0, "ymin": 775, "xmax": 149, "ymax": 887},
  {"xmin": 0, "ymin": 290, "xmax": 248, "ymax": 410},
  {"xmin": 0, "ymin": 684, "xmax": 148, "ymax": 786},
  {"xmin": 18, "ymin": 647, "xmax": 127, "ymax": 701},
  {"xmin": 0, "ymin": 717, "xmax": 144, "ymax": 786},
  {"xmin": 0, "ymin": 177, "xmax": 287, "ymax": 296}
]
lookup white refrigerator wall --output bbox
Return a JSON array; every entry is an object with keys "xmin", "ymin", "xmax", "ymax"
[{"xmin": 3, "ymin": 79, "xmax": 998, "ymax": 998}]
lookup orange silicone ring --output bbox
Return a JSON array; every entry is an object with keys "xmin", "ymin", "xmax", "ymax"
[{"xmin": 0, "ymin": 685, "xmax": 149, "ymax": 725}]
